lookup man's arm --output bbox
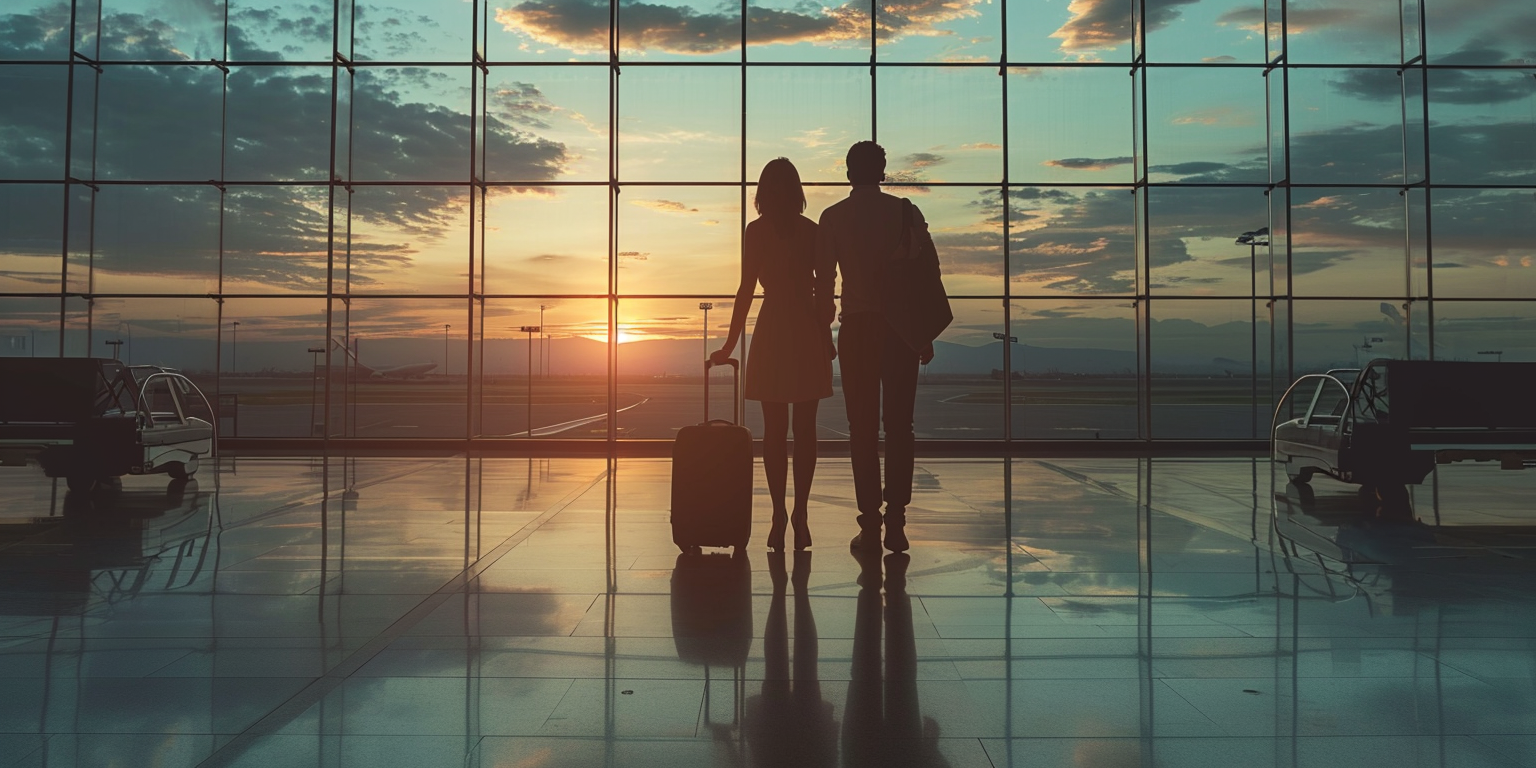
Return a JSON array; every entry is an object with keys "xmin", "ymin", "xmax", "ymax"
[{"xmin": 814, "ymin": 214, "xmax": 838, "ymax": 325}]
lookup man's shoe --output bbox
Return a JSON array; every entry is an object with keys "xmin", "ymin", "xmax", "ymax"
[
  {"xmin": 851, "ymin": 514, "xmax": 881, "ymax": 551},
  {"xmin": 883, "ymin": 525, "xmax": 909, "ymax": 553}
]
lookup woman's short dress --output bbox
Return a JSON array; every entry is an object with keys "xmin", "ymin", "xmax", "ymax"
[{"xmin": 743, "ymin": 215, "xmax": 834, "ymax": 404}]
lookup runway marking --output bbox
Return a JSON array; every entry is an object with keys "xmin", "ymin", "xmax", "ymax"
[{"xmin": 494, "ymin": 397, "xmax": 651, "ymax": 438}]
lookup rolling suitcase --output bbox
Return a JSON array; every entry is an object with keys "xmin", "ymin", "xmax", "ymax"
[{"xmin": 670, "ymin": 358, "xmax": 753, "ymax": 552}]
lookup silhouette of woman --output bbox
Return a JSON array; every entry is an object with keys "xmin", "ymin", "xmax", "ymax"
[
  {"xmin": 745, "ymin": 551, "xmax": 836, "ymax": 767},
  {"xmin": 713, "ymin": 158, "xmax": 834, "ymax": 552}
]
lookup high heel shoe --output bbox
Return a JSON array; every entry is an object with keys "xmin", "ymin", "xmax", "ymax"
[
  {"xmin": 790, "ymin": 510, "xmax": 812, "ymax": 551},
  {"xmin": 767, "ymin": 511, "xmax": 788, "ymax": 552}
]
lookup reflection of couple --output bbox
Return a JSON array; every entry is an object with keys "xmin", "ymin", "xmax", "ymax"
[
  {"xmin": 744, "ymin": 551, "xmax": 951, "ymax": 768},
  {"xmin": 712, "ymin": 141, "xmax": 942, "ymax": 553}
]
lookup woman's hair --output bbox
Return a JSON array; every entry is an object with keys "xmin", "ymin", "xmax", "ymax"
[{"xmin": 754, "ymin": 157, "xmax": 806, "ymax": 217}]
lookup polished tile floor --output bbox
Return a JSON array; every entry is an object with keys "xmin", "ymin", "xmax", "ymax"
[{"xmin": 2, "ymin": 455, "xmax": 1535, "ymax": 767}]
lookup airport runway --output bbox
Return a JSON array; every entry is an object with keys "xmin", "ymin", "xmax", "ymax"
[{"xmin": 218, "ymin": 378, "xmax": 1261, "ymax": 440}]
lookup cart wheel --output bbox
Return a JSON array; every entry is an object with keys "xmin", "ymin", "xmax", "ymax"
[{"xmin": 66, "ymin": 475, "xmax": 97, "ymax": 493}]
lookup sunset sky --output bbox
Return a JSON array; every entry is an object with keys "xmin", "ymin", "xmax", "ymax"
[{"xmin": 1, "ymin": 0, "xmax": 1534, "ymax": 368}]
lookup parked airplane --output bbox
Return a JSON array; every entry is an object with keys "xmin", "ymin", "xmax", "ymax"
[{"xmin": 353, "ymin": 361, "xmax": 438, "ymax": 379}]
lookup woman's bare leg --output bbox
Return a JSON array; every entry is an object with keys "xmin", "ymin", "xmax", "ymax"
[
  {"xmin": 762, "ymin": 400, "xmax": 790, "ymax": 550},
  {"xmin": 789, "ymin": 399, "xmax": 819, "ymax": 549}
]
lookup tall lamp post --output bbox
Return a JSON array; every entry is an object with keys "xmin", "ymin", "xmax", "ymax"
[
  {"xmin": 1234, "ymin": 227, "xmax": 1269, "ymax": 437},
  {"xmin": 308, "ymin": 346, "xmax": 326, "ymax": 436},
  {"xmin": 520, "ymin": 325, "xmax": 540, "ymax": 437},
  {"xmin": 442, "ymin": 324, "xmax": 451, "ymax": 377},
  {"xmin": 105, "ymin": 339, "xmax": 124, "ymax": 360},
  {"xmin": 699, "ymin": 302, "xmax": 713, "ymax": 365}
]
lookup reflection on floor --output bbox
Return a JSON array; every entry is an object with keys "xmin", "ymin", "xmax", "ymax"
[{"xmin": 2, "ymin": 456, "xmax": 1536, "ymax": 767}]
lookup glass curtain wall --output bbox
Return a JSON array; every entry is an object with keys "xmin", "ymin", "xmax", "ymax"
[{"xmin": 1, "ymin": 0, "xmax": 1532, "ymax": 441}]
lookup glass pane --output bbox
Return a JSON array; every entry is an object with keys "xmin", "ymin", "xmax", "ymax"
[
  {"xmin": 1432, "ymin": 301, "xmax": 1536, "ymax": 364},
  {"xmin": 88, "ymin": 185, "xmax": 222, "ymax": 294},
  {"xmin": 90, "ymin": 296, "xmax": 219, "ymax": 373},
  {"xmin": 1426, "ymin": 68, "xmax": 1536, "ymax": 185},
  {"xmin": 1284, "ymin": 0, "xmax": 1402, "ymax": 64},
  {"xmin": 1288, "ymin": 187, "xmax": 1406, "ymax": 298},
  {"xmin": 1145, "ymin": 0, "xmax": 1268, "ymax": 64},
  {"xmin": 620, "ymin": 0, "xmax": 740, "ymax": 62},
  {"xmin": 335, "ymin": 298, "xmax": 469, "ymax": 437},
  {"xmin": 1149, "ymin": 299, "xmax": 1257, "ymax": 438},
  {"xmin": 747, "ymin": 0, "xmax": 870, "ymax": 63},
  {"xmin": 1290, "ymin": 299, "xmax": 1412, "ymax": 373},
  {"xmin": 0, "ymin": 184, "xmax": 63, "ymax": 293},
  {"xmin": 876, "ymin": 0, "xmax": 999, "ymax": 63},
  {"xmin": 1008, "ymin": 67, "xmax": 1134, "ymax": 185},
  {"xmin": 226, "ymin": 66, "xmax": 332, "ymax": 182},
  {"xmin": 923, "ymin": 186, "xmax": 1003, "ymax": 297},
  {"xmin": 1009, "ymin": 187, "xmax": 1136, "ymax": 296},
  {"xmin": 100, "ymin": 0, "xmax": 225, "ymax": 60},
  {"xmin": 1425, "ymin": 10, "xmax": 1529, "ymax": 64},
  {"xmin": 345, "ymin": 184, "xmax": 472, "ymax": 294},
  {"xmin": 615, "ymin": 185, "xmax": 741, "ymax": 294},
  {"xmin": 1148, "ymin": 187, "xmax": 1270, "ymax": 295},
  {"xmin": 484, "ymin": 66, "xmax": 610, "ymax": 182},
  {"xmin": 97, "ymin": 65, "xmax": 224, "ymax": 180},
  {"xmin": 1, "ymin": 66, "xmax": 68, "ymax": 178},
  {"xmin": 352, "ymin": 67, "xmax": 470, "ymax": 182},
  {"xmin": 214, "ymin": 298, "xmax": 327, "ymax": 436},
  {"xmin": 223, "ymin": 185, "xmax": 331, "ymax": 294},
  {"xmin": 353, "ymin": 0, "xmax": 471, "ymax": 62},
  {"xmin": 0, "ymin": 299, "xmax": 59, "ymax": 358},
  {"xmin": 0, "ymin": 8, "xmax": 71, "ymax": 60},
  {"xmin": 483, "ymin": 186, "xmax": 609, "ymax": 295},
  {"xmin": 1144, "ymin": 67, "xmax": 1267, "ymax": 183},
  {"xmin": 618, "ymin": 67, "xmax": 741, "ymax": 182},
  {"xmin": 228, "ymin": 0, "xmax": 334, "ymax": 61},
  {"xmin": 1429, "ymin": 189, "xmax": 1536, "ymax": 299},
  {"xmin": 1011, "ymin": 300, "xmax": 1138, "ymax": 438},
  {"xmin": 746, "ymin": 66, "xmax": 870, "ymax": 184},
  {"xmin": 876, "ymin": 67, "xmax": 1002, "ymax": 183},
  {"xmin": 1288, "ymin": 68, "xmax": 1405, "ymax": 184},
  {"xmin": 615, "ymin": 298, "xmax": 733, "ymax": 437},
  {"xmin": 1009, "ymin": 0, "xmax": 1131, "ymax": 62},
  {"xmin": 481, "ymin": 299, "xmax": 606, "ymax": 437}
]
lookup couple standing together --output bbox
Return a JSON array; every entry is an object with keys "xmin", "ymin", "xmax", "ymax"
[{"xmin": 710, "ymin": 141, "xmax": 943, "ymax": 555}]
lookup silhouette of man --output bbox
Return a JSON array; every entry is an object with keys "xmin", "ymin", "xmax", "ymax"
[{"xmin": 815, "ymin": 141, "xmax": 938, "ymax": 553}]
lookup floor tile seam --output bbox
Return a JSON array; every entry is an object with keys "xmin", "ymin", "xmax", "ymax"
[
  {"xmin": 1148, "ymin": 677, "xmax": 1233, "ymax": 736},
  {"xmin": 191, "ymin": 464, "xmax": 611, "ymax": 768}
]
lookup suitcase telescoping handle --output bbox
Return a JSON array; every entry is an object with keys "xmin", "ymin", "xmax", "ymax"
[{"xmin": 704, "ymin": 357, "xmax": 740, "ymax": 425}]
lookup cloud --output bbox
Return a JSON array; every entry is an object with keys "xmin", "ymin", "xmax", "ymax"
[
  {"xmin": 1051, "ymin": 0, "xmax": 1200, "ymax": 52},
  {"xmin": 493, "ymin": 0, "xmax": 986, "ymax": 55},
  {"xmin": 1045, "ymin": 156, "xmax": 1134, "ymax": 171},
  {"xmin": 1214, "ymin": 6, "xmax": 1367, "ymax": 34},
  {"xmin": 962, "ymin": 142, "xmax": 1002, "ymax": 150},
  {"xmin": 1170, "ymin": 107, "xmax": 1256, "ymax": 127},
  {"xmin": 631, "ymin": 199, "xmax": 700, "ymax": 214},
  {"xmin": 905, "ymin": 152, "xmax": 946, "ymax": 168},
  {"xmin": 1331, "ymin": 67, "xmax": 1535, "ymax": 105}
]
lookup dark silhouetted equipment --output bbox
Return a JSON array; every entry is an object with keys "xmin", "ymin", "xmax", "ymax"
[
  {"xmin": 0, "ymin": 358, "xmax": 213, "ymax": 492},
  {"xmin": 670, "ymin": 358, "xmax": 752, "ymax": 552},
  {"xmin": 1275, "ymin": 359, "xmax": 1536, "ymax": 490}
]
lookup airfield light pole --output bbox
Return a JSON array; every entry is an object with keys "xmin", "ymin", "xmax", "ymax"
[
  {"xmin": 230, "ymin": 321, "xmax": 240, "ymax": 375},
  {"xmin": 105, "ymin": 339, "xmax": 123, "ymax": 361},
  {"xmin": 308, "ymin": 346, "xmax": 326, "ymax": 436},
  {"xmin": 699, "ymin": 302, "xmax": 713, "ymax": 368},
  {"xmin": 520, "ymin": 325, "xmax": 541, "ymax": 437},
  {"xmin": 1478, "ymin": 350, "xmax": 1503, "ymax": 363},
  {"xmin": 994, "ymin": 332, "xmax": 1019, "ymax": 441},
  {"xmin": 1235, "ymin": 227, "xmax": 1269, "ymax": 437},
  {"xmin": 443, "ymin": 324, "xmax": 451, "ymax": 377}
]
